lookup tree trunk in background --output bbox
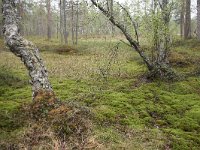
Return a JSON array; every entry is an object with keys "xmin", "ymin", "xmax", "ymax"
[
  {"xmin": 184, "ymin": 0, "xmax": 191, "ymax": 39},
  {"xmin": 160, "ymin": 0, "xmax": 170, "ymax": 63},
  {"xmin": 75, "ymin": 1, "xmax": 79, "ymax": 45},
  {"xmin": 47, "ymin": 0, "xmax": 52, "ymax": 40},
  {"xmin": 0, "ymin": 0, "xmax": 2, "ymax": 36},
  {"xmin": 18, "ymin": 0, "xmax": 24, "ymax": 35},
  {"xmin": 71, "ymin": 1, "xmax": 75, "ymax": 45},
  {"xmin": 110, "ymin": 0, "xmax": 115, "ymax": 36},
  {"xmin": 162, "ymin": 0, "xmax": 170, "ymax": 25},
  {"xmin": 180, "ymin": 0, "xmax": 185, "ymax": 38},
  {"xmin": 144, "ymin": 0, "xmax": 148, "ymax": 15},
  {"xmin": 197, "ymin": 0, "xmax": 200, "ymax": 40},
  {"xmin": 106, "ymin": 0, "xmax": 114, "ymax": 36},
  {"xmin": 63, "ymin": 0, "xmax": 68, "ymax": 44},
  {"xmin": 2, "ymin": 0, "xmax": 53, "ymax": 98},
  {"xmin": 60, "ymin": 0, "xmax": 64, "ymax": 43},
  {"xmin": 57, "ymin": 13, "xmax": 59, "ymax": 39}
]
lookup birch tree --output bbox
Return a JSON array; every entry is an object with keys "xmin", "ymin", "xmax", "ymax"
[
  {"xmin": 71, "ymin": 0, "xmax": 75, "ymax": 44},
  {"xmin": 2, "ymin": 0, "xmax": 53, "ymax": 99},
  {"xmin": 91, "ymin": 0, "xmax": 176, "ymax": 79},
  {"xmin": 46, "ymin": 0, "xmax": 52, "ymax": 40},
  {"xmin": 75, "ymin": 0, "xmax": 79, "ymax": 45}
]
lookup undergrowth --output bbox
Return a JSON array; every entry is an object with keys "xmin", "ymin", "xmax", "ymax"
[{"xmin": 0, "ymin": 38, "xmax": 200, "ymax": 149}]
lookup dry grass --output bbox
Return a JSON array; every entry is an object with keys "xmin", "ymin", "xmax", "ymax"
[
  {"xmin": 0, "ymin": 39, "xmax": 144, "ymax": 82},
  {"xmin": 0, "ymin": 51, "xmax": 26, "ymax": 71}
]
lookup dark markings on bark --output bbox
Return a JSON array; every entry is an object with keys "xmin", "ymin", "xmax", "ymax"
[{"xmin": 2, "ymin": 0, "xmax": 53, "ymax": 98}]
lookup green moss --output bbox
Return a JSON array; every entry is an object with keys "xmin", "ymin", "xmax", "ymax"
[
  {"xmin": 165, "ymin": 129, "xmax": 200, "ymax": 150},
  {"xmin": 1, "ymin": 38, "xmax": 200, "ymax": 149},
  {"xmin": 94, "ymin": 127, "xmax": 123, "ymax": 143},
  {"xmin": 186, "ymin": 109, "xmax": 200, "ymax": 124},
  {"xmin": 94, "ymin": 105, "xmax": 116, "ymax": 122},
  {"xmin": 176, "ymin": 117, "xmax": 199, "ymax": 132}
]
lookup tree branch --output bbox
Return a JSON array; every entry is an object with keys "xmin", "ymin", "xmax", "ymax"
[
  {"xmin": 90, "ymin": 0, "xmax": 152, "ymax": 70},
  {"xmin": 116, "ymin": 2, "xmax": 139, "ymax": 43}
]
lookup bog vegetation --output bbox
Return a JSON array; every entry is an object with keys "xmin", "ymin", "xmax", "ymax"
[{"xmin": 0, "ymin": 0, "xmax": 200, "ymax": 150}]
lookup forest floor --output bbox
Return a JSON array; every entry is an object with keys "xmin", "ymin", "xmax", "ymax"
[{"xmin": 0, "ymin": 37, "xmax": 200, "ymax": 149}]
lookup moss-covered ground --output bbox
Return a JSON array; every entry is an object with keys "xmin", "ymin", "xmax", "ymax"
[{"xmin": 0, "ymin": 38, "xmax": 200, "ymax": 149}]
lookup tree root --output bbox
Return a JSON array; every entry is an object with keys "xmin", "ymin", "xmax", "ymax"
[{"xmin": 147, "ymin": 65, "xmax": 179, "ymax": 81}]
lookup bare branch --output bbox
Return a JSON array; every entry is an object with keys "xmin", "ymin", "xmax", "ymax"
[
  {"xmin": 116, "ymin": 2, "xmax": 139, "ymax": 43},
  {"xmin": 90, "ymin": 0, "xmax": 152, "ymax": 70}
]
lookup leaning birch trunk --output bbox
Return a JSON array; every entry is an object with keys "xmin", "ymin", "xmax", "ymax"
[
  {"xmin": 91, "ymin": 0, "xmax": 176, "ymax": 80},
  {"xmin": 2, "ymin": 0, "xmax": 53, "ymax": 98}
]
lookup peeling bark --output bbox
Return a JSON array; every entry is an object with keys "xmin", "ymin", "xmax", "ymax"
[{"xmin": 2, "ymin": 0, "xmax": 53, "ymax": 98}]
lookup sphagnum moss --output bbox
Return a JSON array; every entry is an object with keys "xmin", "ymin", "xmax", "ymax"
[{"xmin": 0, "ymin": 38, "xmax": 200, "ymax": 149}]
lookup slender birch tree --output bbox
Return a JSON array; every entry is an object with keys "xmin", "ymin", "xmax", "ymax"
[{"xmin": 2, "ymin": 0, "xmax": 53, "ymax": 99}]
